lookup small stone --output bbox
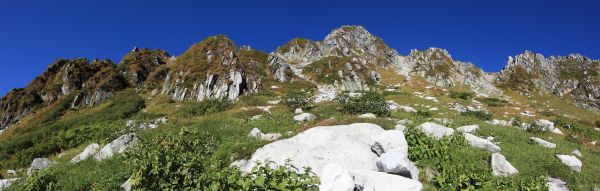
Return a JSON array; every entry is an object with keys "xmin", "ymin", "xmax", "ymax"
[
  {"xmin": 294, "ymin": 113, "xmax": 316, "ymax": 122},
  {"xmin": 571, "ymin": 150, "xmax": 583, "ymax": 158},
  {"xmin": 250, "ymin": 115, "xmax": 262, "ymax": 121},
  {"xmin": 27, "ymin": 158, "xmax": 55, "ymax": 176},
  {"xmin": 456, "ymin": 125, "xmax": 479, "ymax": 133},
  {"xmin": 294, "ymin": 108, "xmax": 303, "ymax": 114},
  {"xmin": 486, "ymin": 136, "xmax": 494, "ymax": 141},
  {"xmin": 547, "ymin": 177, "xmax": 568, "ymax": 191},
  {"xmin": 359, "ymin": 113, "xmax": 377, "ymax": 119},
  {"xmin": 416, "ymin": 122, "xmax": 454, "ymax": 139},
  {"xmin": 530, "ymin": 137, "xmax": 556, "ymax": 148},
  {"xmin": 556, "ymin": 154, "xmax": 582, "ymax": 172},
  {"xmin": 464, "ymin": 133, "xmax": 501, "ymax": 153},
  {"xmin": 491, "ymin": 153, "xmax": 518, "ymax": 177}
]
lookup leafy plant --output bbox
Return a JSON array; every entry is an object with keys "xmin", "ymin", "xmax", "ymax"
[
  {"xmin": 476, "ymin": 97, "xmax": 508, "ymax": 107},
  {"xmin": 461, "ymin": 110, "xmax": 493, "ymax": 121},
  {"xmin": 335, "ymin": 91, "xmax": 390, "ymax": 117},
  {"xmin": 449, "ymin": 91, "xmax": 475, "ymax": 100},
  {"xmin": 281, "ymin": 90, "xmax": 314, "ymax": 110},
  {"xmin": 177, "ymin": 99, "xmax": 232, "ymax": 117}
]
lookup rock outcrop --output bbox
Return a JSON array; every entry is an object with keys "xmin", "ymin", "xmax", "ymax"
[
  {"xmin": 27, "ymin": 158, "xmax": 55, "ymax": 176},
  {"xmin": 491, "ymin": 153, "xmax": 518, "ymax": 177},
  {"xmin": 94, "ymin": 133, "xmax": 138, "ymax": 161},
  {"xmin": 497, "ymin": 51, "xmax": 600, "ymax": 110},
  {"xmin": 234, "ymin": 123, "xmax": 421, "ymax": 190},
  {"xmin": 71, "ymin": 143, "xmax": 100, "ymax": 163}
]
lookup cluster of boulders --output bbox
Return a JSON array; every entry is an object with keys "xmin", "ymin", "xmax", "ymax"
[
  {"xmin": 126, "ymin": 116, "xmax": 168, "ymax": 130},
  {"xmin": 233, "ymin": 123, "xmax": 422, "ymax": 191}
]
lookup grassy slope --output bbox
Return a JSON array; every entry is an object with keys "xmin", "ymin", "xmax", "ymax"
[{"xmin": 2, "ymin": 70, "xmax": 600, "ymax": 190}]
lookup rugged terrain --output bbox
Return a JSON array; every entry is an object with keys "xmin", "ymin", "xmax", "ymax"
[{"xmin": 0, "ymin": 25, "xmax": 599, "ymax": 190}]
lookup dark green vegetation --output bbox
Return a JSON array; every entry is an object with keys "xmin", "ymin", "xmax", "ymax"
[
  {"xmin": 0, "ymin": 89, "xmax": 144, "ymax": 168},
  {"xmin": 335, "ymin": 91, "xmax": 390, "ymax": 117},
  {"xmin": 281, "ymin": 90, "xmax": 314, "ymax": 110},
  {"xmin": 476, "ymin": 97, "xmax": 508, "ymax": 107},
  {"xmin": 460, "ymin": 110, "xmax": 493, "ymax": 121},
  {"xmin": 448, "ymin": 91, "xmax": 475, "ymax": 100},
  {"xmin": 177, "ymin": 99, "xmax": 233, "ymax": 117}
]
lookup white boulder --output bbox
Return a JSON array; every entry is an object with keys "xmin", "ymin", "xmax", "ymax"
[
  {"xmin": 0, "ymin": 178, "xmax": 18, "ymax": 189},
  {"xmin": 491, "ymin": 153, "xmax": 518, "ymax": 177},
  {"xmin": 293, "ymin": 113, "xmax": 316, "ymax": 122},
  {"xmin": 376, "ymin": 152, "xmax": 419, "ymax": 180},
  {"xmin": 294, "ymin": 108, "xmax": 304, "ymax": 114},
  {"xmin": 547, "ymin": 177, "xmax": 569, "ymax": 191},
  {"xmin": 533, "ymin": 119, "xmax": 555, "ymax": 131},
  {"xmin": 94, "ymin": 133, "xmax": 138, "ymax": 161},
  {"xmin": 572, "ymin": 150, "xmax": 583, "ymax": 158},
  {"xmin": 352, "ymin": 170, "xmax": 422, "ymax": 191},
  {"xmin": 359, "ymin": 113, "xmax": 377, "ymax": 119},
  {"xmin": 370, "ymin": 130, "xmax": 408, "ymax": 157},
  {"xmin": 71, "ymin": 143, "xmax": 100, "ymax": 163},
  {"xmin": 457, "ymin": 125, "xmax": 479, "ymax": 133},
  {"xmin": 247, "ymin": 128, "xmax": 282, "ymax": 141},
  {"xmin": 530, "ymin": 137, "xmax": 556, "ymax": 148},
  {"xmin": 464, "ymin": 133, "xmax": 501, "ymax": 153},
  {"xmin": 556, "ymin": 154, "xmax": 582, "ymax": 172},
  {"xmin": 319, "ymin": 163, "xmax": 355, "ymax": 191},
  {"xmin": 399, "ymin": 106, "xmax": 417, "ymax": 113},
  {"xmin": 416, "ymin": 122, "xmax": 454, "ymax": 139},
  {"xmin": 27, "ymin": 158, "xmax": 55, "ymax": 176},
  {"xmin": 121, "ymin": 177, "xmax": 132, "ymax": 191}
]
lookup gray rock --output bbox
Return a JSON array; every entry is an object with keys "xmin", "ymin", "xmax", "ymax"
[
  {"xmin": 359, "ymin": 113, "xmax": 377, "ymax": 119},
  {"xmin": 294, "ymin": 108, "xmax": 304, "ymax": 114},
  {"xmin": 247, "ymin": 128, "xmax": 282, "ymax": 141},
  {"xmin": 571, "ymin": 150, "xmax": 583, "ymax": 158},
  {"xmin": 371, "ymin": 130, "xmax": 409, "ymax": 157},
  {"xmin": 533, "ymin": 119, "xmax": 555, "ymax": 131},
  {"xmin": 250, "ymin": 115, "xmax": 262, "ymax": 121},
  {"xmin": 464, "ymin": 133, "xmax": 501, "ymax": 153},
  {"xmin": 547, "ymin": 177, "xmax": 569, "ymax": 191},
  {"xmin": 530, "ymin": 137, "xmax": 556, "ymax": 148},
  {"xmin": 71, "ymin": 143, "xmax": 100, "ymax": 163},
  {"xmin": 6, "ymin": 170, "xmax": 16, "ymax": 176},
  {"xmin": 0, "ymin": 178, "xmax": 18, "ymax": 189},
  {"xmin": 27, "ymin": 158, "xmax": 55, "ymax": 176},
  {"xmin": 293, "ymin": 113, "xmax": 316, "ymax": 122},
  {"xmin": 556, "ymin": 154, "xmax": 582, "ymax": 172},
  {"xmin": 491, "ymin": 153, "xmax": 518, "ymax": 177},
  {"xmin": 121, "ymin": 177, "xmax": 132, "ymax": 191},
  {"xmin": 376, "ymin": 152, "xmax": 419, "ymax": 180},
  {"xmin": 416, "ymin": 122, "xmax": 454, "ymax": 139},
  {"xmin": 456, "ymin": 125, "xmax": 479, "ymax": 133},
  {"xmin": 94, "ymin": 133, "xmax": 138, "ymax": 161},
  {"xmin": 319, "ymin": 163, "xmax": 355, "ymax": 191}
]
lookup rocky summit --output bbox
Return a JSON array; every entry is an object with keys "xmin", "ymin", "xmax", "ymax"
[{"xmin": 0, "ymin": 25, "xmax": 599, "ymax": 190}]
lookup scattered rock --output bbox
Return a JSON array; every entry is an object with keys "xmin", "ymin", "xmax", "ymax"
[
  {"xmin": 71, "ymin": 143, "xmax": 100, "ymax": 163},
  {"xmin": 449, "ymin": 103, "xmax": 467, "ymax": 113},
  {"xmin": 464, "ymin": 133, "xmax": 501, "ymax": 153},
  {"xmin": 397, "ymin": 119, "xmax": 413, "ymax": 126},
  {"xmin": 294, "ymin": 113, "xmax": 317, "ymax": 122},
  {"xmin": 386, "ymin": 100, "xmax": 400, "ymax": 111},
  {"xmin": 520, "ymin": 111, "xmax": 535, "ymax": 117},
  {"xmin": 250, "ymin": 115, "xmax": 262, "ymax": 121},
  {"xmin": 6, "ymin": 170, "xmax": 16, "ymax": 176},
  {"xmin": 456, "ymin": 125, "xmax": 479, "ymax": 133},
  {"xmin": 376, "ymin": 152, "xmax": 419, "ymax": 180},
  {"xmin": 547, "ymin": 177, "xmax": 569, "ymax": 191},
  {"xmin": 0, "ymin": 178, "xmax": 18, "ymax": 189},
  {"xmin": 486, "ymin": 136, "xmax": 494, "ymax": 141},
  {"xmin": 556, "ymin": 154, "xmax": 582, "ymax": 172},
  {"xmin": 247, "ymin": 128, "xmax": 282, "ymax": 141},
  {"xmin": 359, "ymin": 113, "xmax": 377, "ymax": 119},
  {"xmin": 94, "ymin": 133, "xmax": 138, "ymax": 161},
  {"xmin": 398, "ymin": 105, "xmax": 417, "ymax": 113},
  {"xmin": 416, "ymin": 122, "xmax": 454, "ymax": 139},
  {"xmin": 572, "ymin": 150, "xmax": 583, "ymax": 158},
  {"xmin": 27, "ymin": 158, "xmax": 55, "ymax": 176},
  {"xmin": 488, "ymin": 119, "xmax": 511, "ymax": 127},
  {"xmin": 429, "ymin": 107, "xmax": 439, "ymax": 111},
  {"xmin": 121, "ymin": 177, "xmax": 132, "ymax": 191},
  {"xmin": 491, "ymin": 153, "xmax": 519, "ymax": 177},
  {"xmin": 294, "ymin": 108, "xmax": 304, "ymax": 114},
  {"xmin": 394, "ymin": 124, "xmax": 406, "ymax": 132},
  {"xmin": 530, "ymin": 137, "xmax": 556, "ymax": 148},
  {"xmin": 533, "ymin": 119, "xmax": 555, "ymax": 131}
]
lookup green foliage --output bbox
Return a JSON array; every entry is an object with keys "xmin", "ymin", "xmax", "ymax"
[
  {"xmin": 0, "ymin": 89, "xmax": 144, "ymax": 168},
  {"xmin": 416, "ymin": 110, "xmax": 433, "ymax": 118},
  {"xmin": 8, "ymin": 168, "xmax": 58, "ymax": 191},
  {"xmin": 127, "ymin": 128, "xmax": 319, "ymax": 190},
  {"xmin": 177, "ymin": 99, "xmax": 232, "ymax": 117},
  {"xmin": 461, "ymin": 110, "xmax": 493, "ymax": 121},
  {"xmin": 448, "ymin": 91, "xmax": 475, "ymax": 100},
  {"xmin": 335, "ymin": 91, "xmax": 390, "ymax": 117},
  {"xmin": 477, "ymin": 97, "xmax": 508, "ymax": 107},
  {"xmin": 281, "ymin": 90, "xmax": 314, "ymax": 110}
]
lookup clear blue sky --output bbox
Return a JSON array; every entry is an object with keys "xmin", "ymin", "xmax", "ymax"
[{"xmin": 1, "ymin": 0, "xmax": 599, "ymax": 96}]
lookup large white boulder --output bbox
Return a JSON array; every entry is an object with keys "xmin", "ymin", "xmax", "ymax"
[
  {"xmin": 293, "ymin": 113, "xmax": 317, "ymax": 122},
  {"xmin": 491, "ymin": 153, "xmax": 518, "ymax": 177},
  {"xmin": 27, "ymin": 158, "xmax": 55, "ymax": 176},
  {"xmin": 572, "ymin": 150, "xmax": 583, "ymax": 158},
  {"xmin": 399, "ymin": 105, "xmax": 417, "ymax": 113},
  {"xmin": 370, "ymin": 130, "xmax": 408, "ymax": 157},
  {"xmin": 0, "ymin": 178, "xmax": 18, "ymax": 189},
  {"xmin": 556, "ymin": 154, "xmax": 582, "ymax": 172},
  {"xmin": 464, "ymin": 133, "xmax": 501, "ymax": 153},
  {"xmin": 94, "ymin": 133, "xmax": 138, "ymax": 161},
  {"xmin": 533, "ymin": 119, "xmax": 555, "ymax": 131},
  {"xmin": 71, "ymin": 143, "xmax": 100, "ymax": 163},
  {"xmin": 319, "ymin": 163, "xmax": 355, "ymax": 191},
  {"xmin": 234, "ymin": 123, "xmax": 421, "ymax": 190},
  {"xmin": 547, "ymin": 177, "xmax": 569, "ymax": 191},
  {"xmin": 121, "ymin": 177, "xmax": 132, "ymax": 191},
  {"xmin": 530, "ymin": 137, "xmax": 556, "ymax": 148},
  {"xmin": 416, "ymin": 122, "xmax": 454, "ymax": 139},
  {"xmin": 456, "ymin": 125, "xmax": 479, "ymax": 133},
  {"xmin": 376, "ymin": 152, "xmax": 419, "ymax": 180}
]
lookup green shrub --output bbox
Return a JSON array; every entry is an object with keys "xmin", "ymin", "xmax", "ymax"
[
  {"xmin": 461, "ymin": 110, "xmax": 493, "ymax": 121},
  {"xmin": 335, "ymin": 91, "xmax": 390, "ymax": 117},
  {"xmin": 476, "ymin": 97, "xmax": 508, "ymax": 107},
  {"xmin": 449, "ymin": 91, "xmax": 475, "ymax": 100},
  {"xmin": 127, "ymin": 128, "xmax": 319, "ymax": 190},
  {"xmin": 281, "ymin": 90, "xmax": 314, "ymax": 110},
  {"xmin": 416, "ymin": 110, "xmax": 433, "ymax": 118},
  {"xmin": 8, "ymin": 168, "xmax": 58, "ymax": 191},
  {"xmin": 177, "ymin": 99, "xmax": 232, "ymax": 117}
]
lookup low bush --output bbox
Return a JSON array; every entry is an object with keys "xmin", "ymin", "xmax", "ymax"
[
  {"xmin": 335, "ymin": 91, "xmax": 390, "ymax": 117},
  {"xmin": 449, "ymin": 91, "xmax": 475, "ymax": 100},
  {"xmin": 416, "ymin": 110, "xmax": 433, "ymax": 118},
  {"xmin": 177, "ymin": 99, "xmax": 232, "ymax": 117},
  {"xmin": 461, "ymin": 110, "xmax": 493, "ymax": 121},
  {"xmin": 127, "ymin": 128, "xmax": 319, "ymax": 190},
  {"xmin": 281, "ymin": 90, "xmax": 314, "ymax": 110},
  {"xmin": 476, "ymin": 97, "xmax": 508, "ymax": 107}
]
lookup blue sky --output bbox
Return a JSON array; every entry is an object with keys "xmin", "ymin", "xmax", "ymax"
[{"xmin": 1, "ymin": 0, "xmax": 599, "ymax": 96}]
